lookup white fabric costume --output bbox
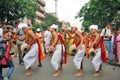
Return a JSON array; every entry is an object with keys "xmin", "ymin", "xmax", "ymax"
[
  {"xmin": 23, "ymin": 44, "xmax": 38, "ymax": 69},
  {"xmin": 50, "ymin": 24, "xmax": 63, "ymax": 70},
  {"xmin": 44, "ymin": 30, "xmax": 51, "ymax": 53},
  {"xmin": 73, "ymin": 45, "xmax": 85, "ymax": 69},
  {"xmin": 92, "ymin": 48, "xmax": 102, "ymax": 71},
  {"xmin": 89, "ymin": 25, "xmax": 102, "ymax": 71},
  {"xmin": 51, "ymin": 44, "xmax": 65, "ymax": 70}
]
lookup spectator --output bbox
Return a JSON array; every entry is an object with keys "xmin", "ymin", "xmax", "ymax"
[
  {"xmin": 116, "ymin": 28, "xmax": 120, "ymax": 65},
  {"xmin": 100, "ymin": 23, "xmax": 113, "ymax": 62}
]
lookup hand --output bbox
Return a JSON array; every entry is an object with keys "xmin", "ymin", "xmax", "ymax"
[
  {"xmin": 45, "ymin": 43, "xmax": 49, "ymax": 46},
  {"xmin": 13, "ymin": 35, "xmax": 17, "ymax": 39},
  {"xmin": 91, "ymin": 42, "xmax": 95, "ymax": 48},
  {"xmin": 27, "ymin": 44, "xmax": 31, "ymax": 51},
  {"xmin": 49, "ymin": 46, "xmax": 54, "ymax": 52}
]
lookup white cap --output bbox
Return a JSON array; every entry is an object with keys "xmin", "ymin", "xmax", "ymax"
[
  {"xmin": 89, "ymin": 25, "xmax": 98, "ymax": 30},
  {"xmin": 22, "ymin": 24, "xmax": 29, "ymax": 28},
  {"xmin": 36, "ymin": 28, "xmax": 41, "ymax": 32},
  {"xmin": 50, "ymin": 24, "xmax": 58, "ymax": 30},
  {"xmin": 20, "ymin": 23, "xmax": 29, "ymax": 29}
]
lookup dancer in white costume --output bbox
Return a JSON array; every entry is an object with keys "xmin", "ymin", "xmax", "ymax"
[
  {"xmin": 89, "ymin": 25, "xmax": 106, "ymax": 77},
  {"xmin": 18, "ymin": 25, "xmax": 38, "ymax": 76},
  {"xmin": 66, "ymin": 26, "xmax": 85, "ymax": 77},
  {"xmin": 49, "ymin": 24, "xmax": 67, "ymax": 77}
]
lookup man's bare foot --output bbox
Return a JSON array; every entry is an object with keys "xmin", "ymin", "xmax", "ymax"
[
  {"xmin": 74, "ymin": 72, "xmax": 83, "ymax": 77},
  {"xmin": 25, "ymin": 70, "xmax": 33, "ymax": 76},
  {"xmin": 47, "ymin": 53, "xmax": 52, "ymax": 56},
  {"xmin": 59, "ymin": 67, "xmax": 63, "ymax": 70},
  {"xmin": 52, "ymin": 73, "xmax": 60, "ymax": 77},
  {"xmin": 38, "ymin": 64, "xmax": 42, "ymax": 67},
  {"xmin": 93, "ymin": 72, "xmax": 100, "ymax": 77}
]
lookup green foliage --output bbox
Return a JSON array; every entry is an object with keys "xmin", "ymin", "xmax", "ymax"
[
  {"xmin": 42, "ymin": 13, "xmax": 62, "ymax": 30},
  {"xmin": 33, "ymin": 22, "xmax": 43, "ymax": 32},
  {"xmin": 76, "ymin": 0, "xmax": 120, "ymax": 31},
  {"xmin": 0, "ymin": 0, "xmax": 39, "ymax": 24}
]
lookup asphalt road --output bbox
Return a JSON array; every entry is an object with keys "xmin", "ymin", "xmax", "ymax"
[{"xmin": 2, "ymin": 55, "xmax": 120, "ymax": 80}]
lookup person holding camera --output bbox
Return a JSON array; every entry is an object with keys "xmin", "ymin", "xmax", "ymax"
[{"xmin": 100, "ymin": 23, "xmax": 113, "ymax": 62}]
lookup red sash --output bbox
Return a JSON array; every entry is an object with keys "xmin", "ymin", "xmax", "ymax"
[
  {"xmin": 94, "ymin": 37, "xmax": 106, "ymax": 62},
  {"xmin": 75, "ymin": 41, "xmax": 80, "ymax": 48},
  {"xmin": 58, "ymin": 35, "xmax": 67, "ymax": 64},
  {"xmin": 35, "ymin": 33, "xmax": 44, "ymax": 63}
]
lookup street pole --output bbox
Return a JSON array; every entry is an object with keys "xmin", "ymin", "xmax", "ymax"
[{"xmin": 55, "ymin": 0, "xmax": 58, "ymax": 17}]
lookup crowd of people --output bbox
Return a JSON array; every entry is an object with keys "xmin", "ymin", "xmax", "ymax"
[{"xmin": 0, "ymin": 21, "xmax": 120, "ymax": 80}]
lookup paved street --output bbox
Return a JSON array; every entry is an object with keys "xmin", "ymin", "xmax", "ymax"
[{"xmin": 3, "ymin": 56, "xmax": 120, "ymax": 80}]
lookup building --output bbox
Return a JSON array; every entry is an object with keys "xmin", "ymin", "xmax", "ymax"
[
  {"xmin": 49, "ymin": 12, "xmax": 57, "ymax": 18},
  {"xmin": 35, "ymin": 0, "xmax": 46, "ymax": 24}
]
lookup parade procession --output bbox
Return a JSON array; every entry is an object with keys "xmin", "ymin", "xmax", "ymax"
[{"xmin": 0, "ymin": 0, "xmax": 120, "ymax": 80}]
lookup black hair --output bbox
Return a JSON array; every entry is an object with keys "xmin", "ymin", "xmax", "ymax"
[{"xmin": 15, "ymin": 20, "xmax": 20, "ymax": 25}]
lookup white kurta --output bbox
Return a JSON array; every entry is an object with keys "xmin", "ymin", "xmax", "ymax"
[
  {"xmin": 23, "ymin": 44, "xmax": 38, "ymax": 69},
  {"xmin": 92, "ymin": 48, "xmax": 102, "ymax": 71},
  {"xmin": 73, "ymin": 45, "xmax": 85, "ymax": 69},
  {"xmin": 51, "ymin": 44, "xmax": 63, "ymax": 70},
  {"xmin": 44, "ymin": 30, "xmax": 51, "ymax": 53}
]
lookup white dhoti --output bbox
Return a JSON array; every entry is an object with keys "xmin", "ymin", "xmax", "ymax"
[
  {"xmin": 73, "ymin": 45, "xmax": 85, "ymax": 69},
  {"xmin": 51, "ymin": 44, "xmax": 62, "ymax": 70},
  {"xmin": 92, "ymin": 48, "xmax": 102, "ymax": 71},
  {"xmin": 23, "ymin": 44, "xmax": 38, "ymax": 69},
  {"xmin": 44, "ymin": 42, "xmax": 50, "ymax": 53}
]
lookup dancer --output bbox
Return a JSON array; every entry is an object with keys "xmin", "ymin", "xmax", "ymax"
[
  {"xmin": 89, "ymin": 25, "xmax": 106, "ymax": 76},
  {"xmin": 49, "ymin": 24, "xmax": 67, "ymax": 77}
]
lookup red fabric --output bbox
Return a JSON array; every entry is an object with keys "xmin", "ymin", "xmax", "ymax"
[
  {"xmin": 113, "ymin": 34, "xmax": 118, "ymax": 60},
  {"xmin": 35, "ymin": 34, "xmax": 44, "ymax": 63},
  {"xmin": 75, "ymin": 41, "xmax": 80, "ymax": 47},
  {"xmin": 94, "ymin": 37, "xmax": 106, "ymax": 62},
  {"xmin": 100, "ymin": 38, "xmax": 106, "ymax": 62},
  {"xmin": 0, "ymin": 44, "xmax": 12, "ymax": 65},
  {"xmin": 58, "ymin": 35, "xmax": 67, "ymax": 64}
]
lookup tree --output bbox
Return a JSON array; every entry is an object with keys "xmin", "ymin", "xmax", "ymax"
[
  {"xmin": 42, "ymin": 13, "xmax": 62, "ymax": 30},
  {"xmin": 76, "ymin": 0, "xmax": 120, "ymax": 31},
  {"xmin": 33, "ymin": 22, "xmax": 43, "ymax": 32},
  {"xmin": 0, "ymin": 0, "xmax": 39, "ymax": 25}
]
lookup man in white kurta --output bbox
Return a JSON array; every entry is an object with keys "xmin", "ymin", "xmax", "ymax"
[{"xmin": 44, "ymin": 28, "xmax": 51, "ymax": 54}]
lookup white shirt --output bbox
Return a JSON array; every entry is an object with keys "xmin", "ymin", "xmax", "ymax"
[
  {"xmin": 17, "ymin": 23, "xmax": 26, "ymax": 36},
  {"xmin": 44, "ymin": 30, "xmax": 51, "ymax": 44},
  {"xmin": 17, "ymin": 23, "xmax": 26, "ymax": 44},
  {"xmin": 0, "ymin": 28, "xmax": 3, "ymax": 41},
  {"xmin": 117, "ymin": 34, "xmax": 120, "ymax": 41},
  {"xmin": 111, "ymin": 34, "xmax": 114, "ymax": 42},
  {"xmin": 100, "ymin": 28, "xmax": 112, "ymax": 36},
  {"xmin": 0, "ymin": 28, "xmax": 3, "ymax": 37}
]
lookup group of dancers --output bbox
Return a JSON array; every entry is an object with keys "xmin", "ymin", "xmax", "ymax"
[{"xmin": 0, "ymin": 22, "xmax": 107, "ymax": 80}]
